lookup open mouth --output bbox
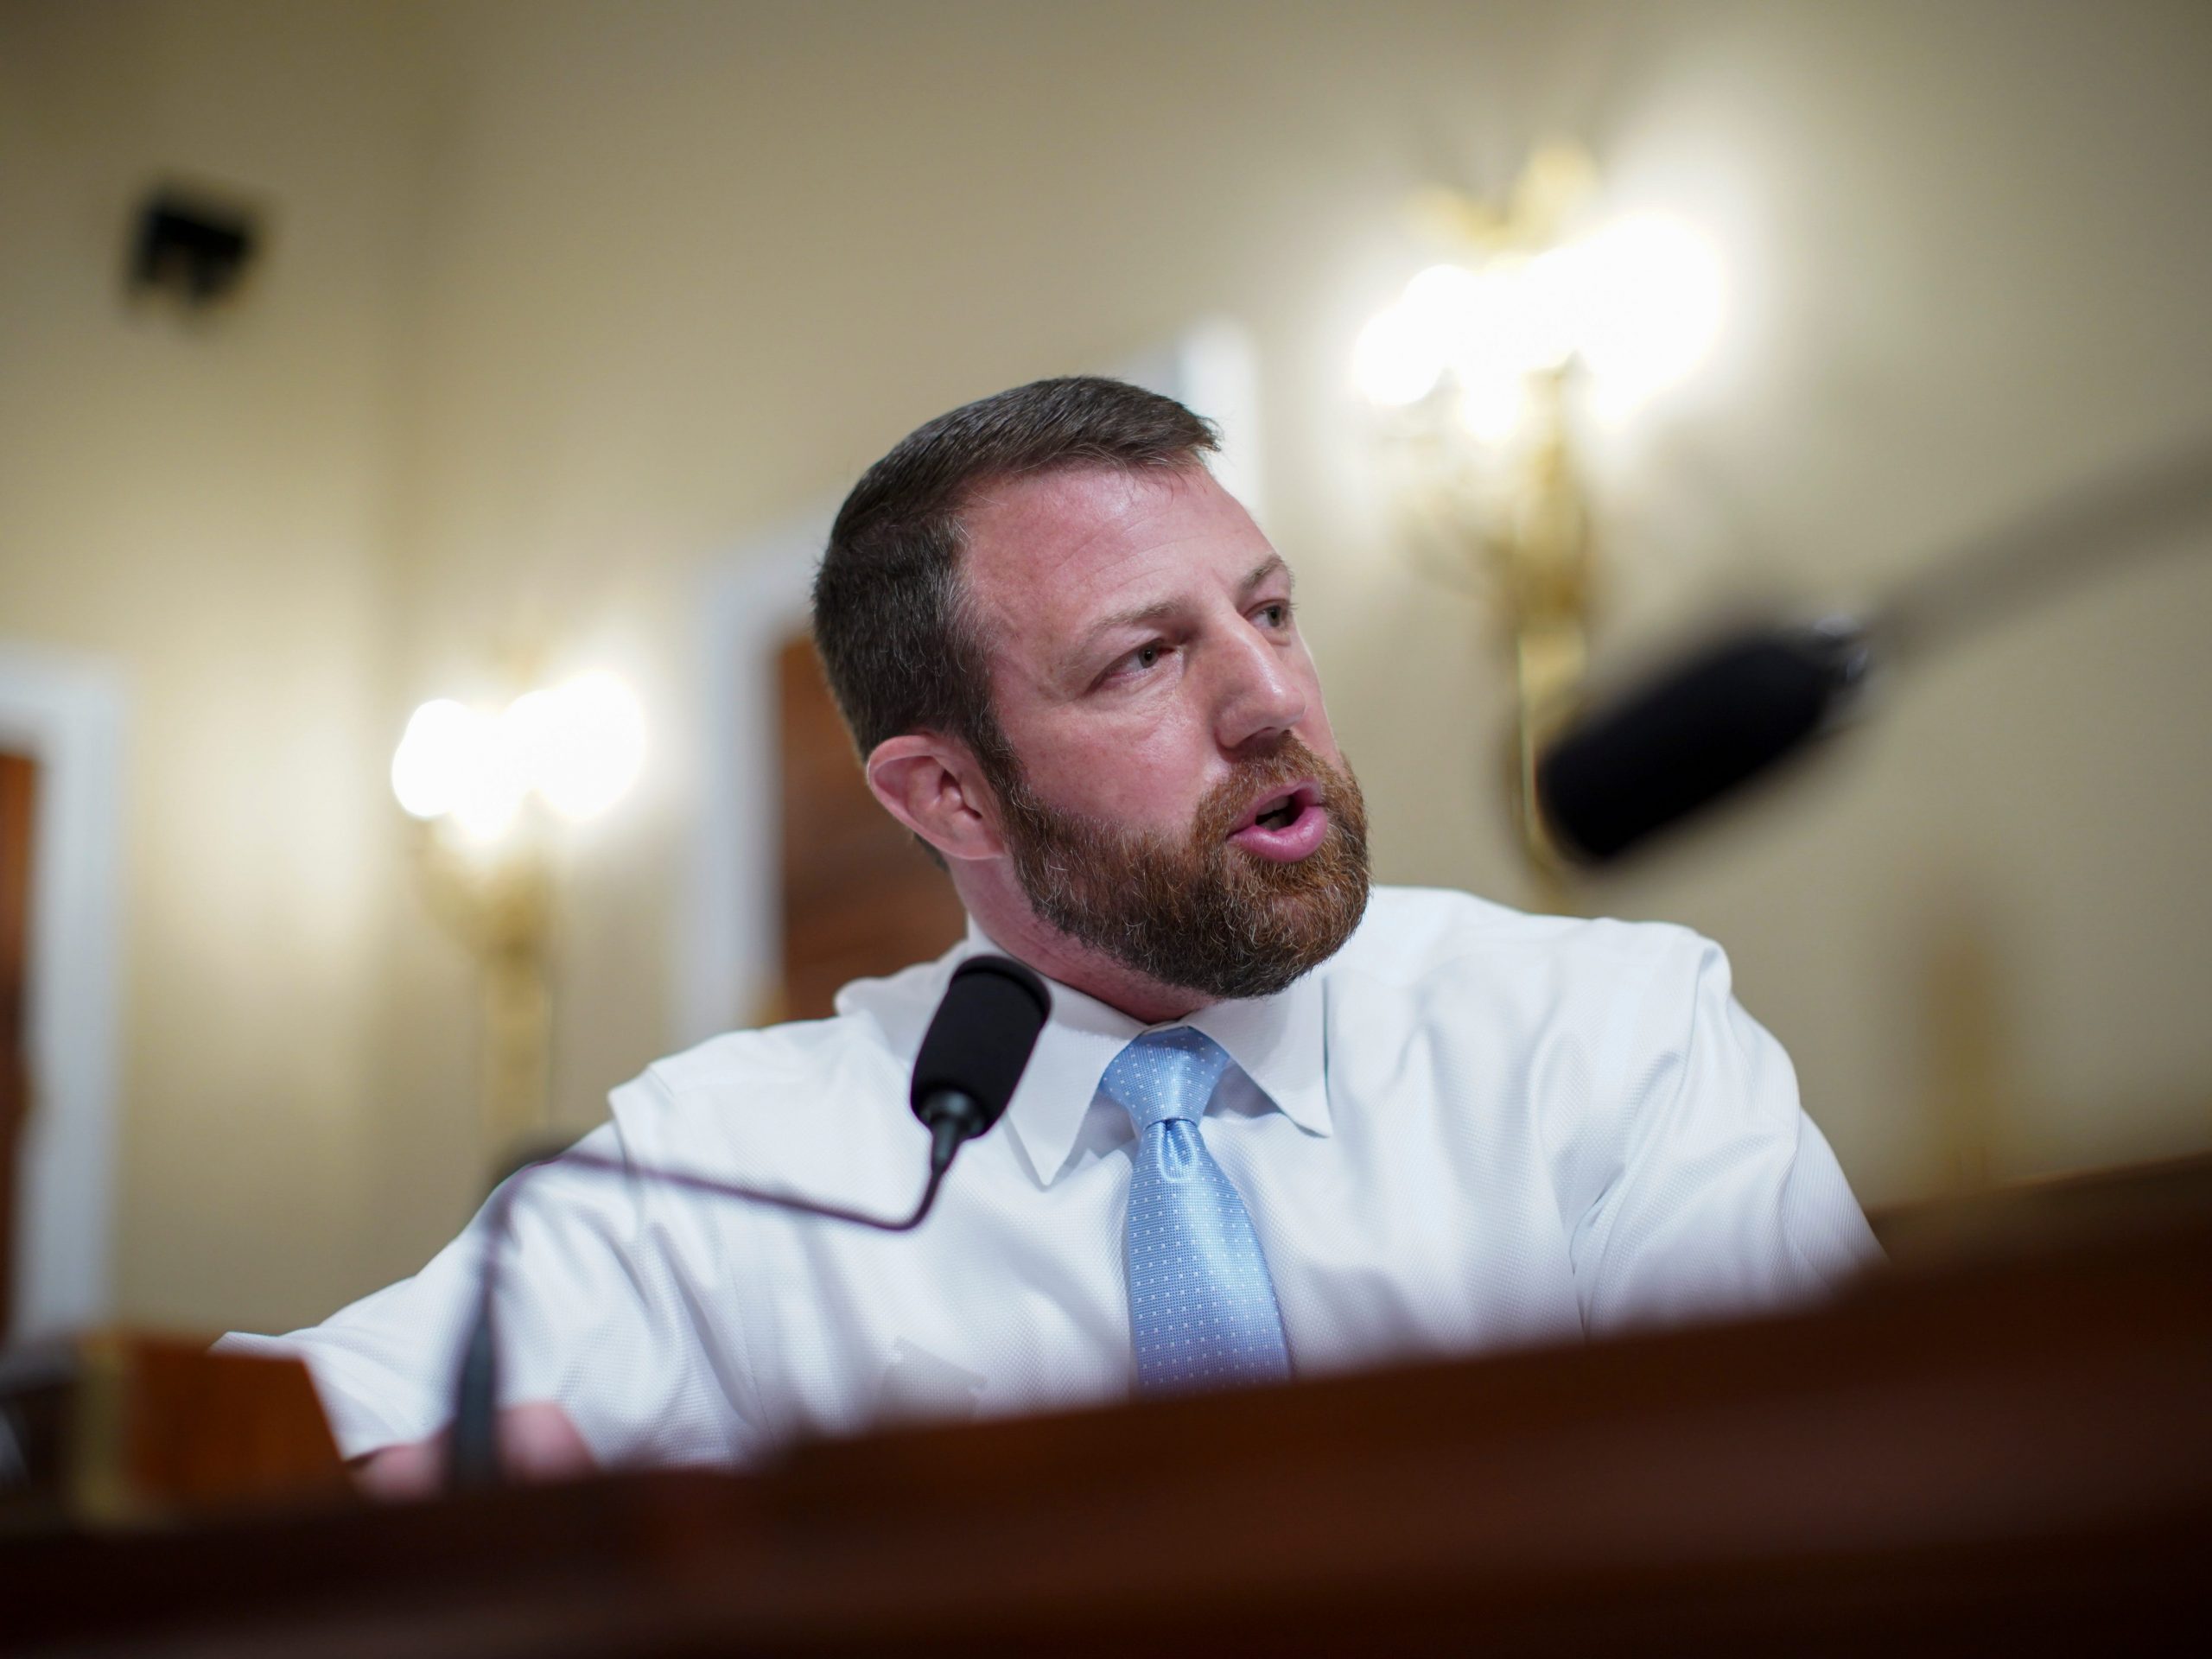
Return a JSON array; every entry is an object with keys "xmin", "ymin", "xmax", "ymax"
[{"xmin": 1236, "ymin": 780, "xmax": 1321, "ymax": 836}]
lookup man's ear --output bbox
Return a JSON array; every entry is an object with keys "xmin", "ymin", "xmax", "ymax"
[{"xmin": 865, "ymin": 734, "xmax": 1004, "ymax": 862}]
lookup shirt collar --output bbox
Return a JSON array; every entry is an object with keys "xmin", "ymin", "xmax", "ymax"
[{"xmin": 956, "ymin": 918, "xmax": 1332, "ymax": 1187}]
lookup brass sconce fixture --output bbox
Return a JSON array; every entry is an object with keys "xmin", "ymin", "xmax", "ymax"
[
  {"xmin": 390, "ymin": 670, "xmax": 645, "ymax": 1157},
  {"xmin": 1353, "ymin": 144, "xmax": 1726, "ymax": 895}
]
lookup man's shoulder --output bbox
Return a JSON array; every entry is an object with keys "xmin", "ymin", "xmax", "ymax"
[
  {"xmin": 640, "ymin": 1014, "xmax": 888, "ymax": 1096},
  {"xmin": 609, "ymin": 993, "xmax": 923, "ymax": 1180},
  {"xmin": 639, "ymin": 947, "xmax": 952, "ymax": 1103},
  {"xmin": 1335, "ymin": 884, "xmax": 1712, "ymax": 989},
  {"xmin": 1325, "ymin": 888, "xmax": 1747, "ymax": 1113}
]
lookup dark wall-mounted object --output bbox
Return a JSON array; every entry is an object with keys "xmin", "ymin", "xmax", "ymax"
[{"xmin": 126, "ymin": 188, "xmax": 260, "ymax": 308}]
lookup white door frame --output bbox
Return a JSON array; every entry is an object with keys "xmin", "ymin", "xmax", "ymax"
[
  {"xmin": 675, "ymin": 321, "xmax": 1263, "ymax": 1049},
  {"xmin": 0, "ymin": 644, "xmax": 126, "ymax": 1340}
]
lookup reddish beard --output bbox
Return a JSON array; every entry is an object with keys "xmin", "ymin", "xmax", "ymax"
[{"xmin": 989, "ymin": 734, "xmax": 1371, "ymax": 1001}]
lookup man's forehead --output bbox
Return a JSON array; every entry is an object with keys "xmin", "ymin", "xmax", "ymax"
[{"xmin": 960, "ymin": 465, "xmax": 1274, "ymax": 624}]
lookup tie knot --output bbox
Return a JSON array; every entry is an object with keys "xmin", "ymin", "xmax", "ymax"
[{"xmin": 1101, "ymin": 1027, "xmax": 1234, "ymax": 1132}]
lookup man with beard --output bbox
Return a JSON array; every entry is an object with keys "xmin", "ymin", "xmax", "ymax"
[{"xmin": 221, "ymin": 377, "xmax": 1878, "ymax": 1488}]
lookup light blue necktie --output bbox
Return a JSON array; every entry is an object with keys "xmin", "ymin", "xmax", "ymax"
[{"xmin": 1104, "ymin": 1027, "xmax": 1292, "ymax": 1395}]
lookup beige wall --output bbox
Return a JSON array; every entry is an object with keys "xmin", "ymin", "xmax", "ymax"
[
  {"xmin": 2, "ymin": 0, "xmax": 2207, "ymax": 1333},
  {"xmin": 0, "ymin": 0, "xmax": 429, "ymax": 1329}
]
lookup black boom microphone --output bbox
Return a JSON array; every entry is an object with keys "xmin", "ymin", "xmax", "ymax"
[
  {"xmin": 1534, "ymin": 437, "xmax": 2212, "ymax": 864},
  {"xmin": 448, "ymin": 953, "xmax": 1050, "ymax": 1487},
  {"xmin": 1535, "ymin": 619, "xmax": 1872, "ymax": 863}
]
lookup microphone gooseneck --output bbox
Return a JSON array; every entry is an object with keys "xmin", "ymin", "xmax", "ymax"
[{"xmin": 448, "ymin": 953, "xmax": 1050, "ymax": 1491}]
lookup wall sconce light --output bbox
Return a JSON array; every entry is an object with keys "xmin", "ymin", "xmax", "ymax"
[
  {"xmin": 390, "ymin": 671, "xmax": 645, "ymax": 1155},
  {"xmin": 1354, "ymin": 145, "xmax": 1726, "ymax": 892}
]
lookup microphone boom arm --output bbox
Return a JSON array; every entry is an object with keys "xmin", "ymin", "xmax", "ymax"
[
  {"xmin": 444, "ymin": 951, "xmax": 1048, "ymax": 1490},
  {"xmin": 449, "ymin": 1110, "xmax": 975, "ymax": 1489}
]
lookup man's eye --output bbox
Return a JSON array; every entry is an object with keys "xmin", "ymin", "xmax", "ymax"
[
  {"xmin": 1095, "ymin": 642, "xmax": 1168, "ymax": 691},
  {"xmin": 1257, "ymin": 601, "xmax": 1291, "ymax": 628}
]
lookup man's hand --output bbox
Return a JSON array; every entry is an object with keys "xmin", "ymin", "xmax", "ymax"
[{"xmin": 353, "ymin": 1401, "xmax": 596, "ymax": 1499}]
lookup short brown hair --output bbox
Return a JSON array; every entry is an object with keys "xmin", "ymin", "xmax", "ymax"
[{"xmin": 811, "ymin": 376, "xmax": 1218, "ymax": 773}]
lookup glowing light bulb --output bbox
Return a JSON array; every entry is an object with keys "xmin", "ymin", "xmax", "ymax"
[
  {"xmin": 1567, "ymin": 213, "xmax": 1725, "ymax": 409},
  {"xmin": 449, "ymin": 704, "xmax": 530, "ymax": 843},
  {"xmin": 1396, "ymin": 263, "xmax": 1484, "ymax": 343},
  {"xmin": 1457, "ymin": 378, "xmax": 1529, "ymax": 447},
  {"xmin": 520, "ymin": 671, "xmax": 645, "ymax": 821},
  {"xmin": 1352, "ymin": 302, "xmax": 1445, "ymax": 407},
  {"xmin": 391, "ymin": 699, "xmax": 485, "ymax": 820},
  {"xmin": 1510, "ymin": 247, "xmax": 1583, "ymax": 374},
  {"xmin": 393, "ymin": 671, "xmax": 646, "ymax": 840}
]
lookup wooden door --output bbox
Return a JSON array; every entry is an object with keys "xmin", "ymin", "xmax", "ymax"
[
  {"xmin": 1, "ymin": 750, "xmax": 37, "ymax": 1339},
  {"xmin": 776, "ymin": 634, "xmax": 966, "ymax": 1020}
]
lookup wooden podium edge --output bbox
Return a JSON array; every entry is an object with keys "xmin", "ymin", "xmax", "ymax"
[
  {"xmin": 1, "ymin": 1330, "xmax": 349, "ymax": 1532},
  {"xmin": 4, "ymin": 1218, "xmax": 2209, "ymax": 1653}
]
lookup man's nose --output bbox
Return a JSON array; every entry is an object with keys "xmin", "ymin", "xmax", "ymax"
[{"xmin": 1211, "ymin": 626, "xmax": 1307, "ymax": 752}]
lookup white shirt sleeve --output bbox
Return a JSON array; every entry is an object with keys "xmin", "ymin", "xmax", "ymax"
[
  {"xmin": 1567, "ymin": 930, "xmax": 1882, "ymax": 1338},
  {"xmin": 214, "ymin": 1077, "xmax": 766, "ymax": 1469}
]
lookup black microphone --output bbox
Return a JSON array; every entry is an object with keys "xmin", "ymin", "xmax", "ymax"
[
  {"xmin": 448, "ymin": 953, "xmax": 1050, "ymax": 1488},
  {"xmin": 910, "ymin": 952, "xmax": 1053, "ymax": 1159},
  {"xmin": 1532, "ymin": 438, "xmax": 2212, "ymax": 866},
  {"xmin": 1535, "ymin": 618, "xmax": 1874, "ymax": 863}
]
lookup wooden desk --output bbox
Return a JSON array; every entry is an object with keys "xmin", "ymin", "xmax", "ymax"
[{"xmin": 6, "ymin": 1219, "xmax": 2209, "ymax": 1656}]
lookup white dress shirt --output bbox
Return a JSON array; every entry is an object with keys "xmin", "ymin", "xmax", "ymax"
[{"xmin": 219, "ymin": 887, "xmax": 1880, "ymax": 1467}]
